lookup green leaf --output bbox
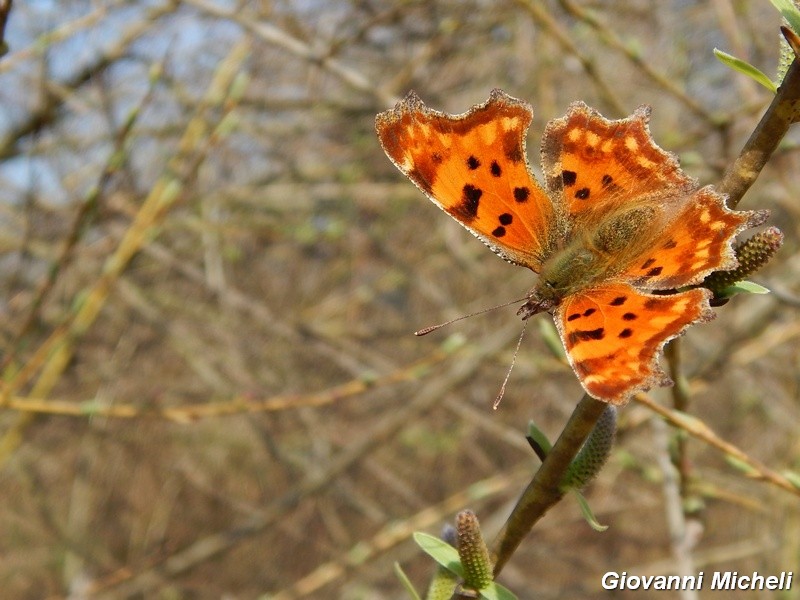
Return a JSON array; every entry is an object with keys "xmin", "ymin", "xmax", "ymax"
[
  {"xmin": 713, "ymin": 49, "xmax": 777, "ymax": 93},
  {"xmin": 771, "ymin": 0, "xmax": 800, "ymax": 36},
  {"xmin": 572, "ymin": 489, "xmax": 609, "ymax": 532},
  {"xmin": 393, "ymin": 562, "xmax": 422, "ymax": 600},
  {"xmin": 480, "ymin": 581, "xmax": 518, "ymax": 600},
  {"xmin": 716, "ymin": 280, "xmax": 771, "ymax": 299},
  {"xmin": 413, "ymin": 532, "xmax": 465, "ymax": 579},
  {"xmin": 729, "ymin": 280, "xmax": 771, "ymax": 294},
  {"xmin": 526, "ymin": 421, "xmax": 552, "ymax": 461}
]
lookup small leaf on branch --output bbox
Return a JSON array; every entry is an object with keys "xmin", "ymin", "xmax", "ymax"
[
  {"xmin": 572, "ymin": 489, "xmax": 609, "ymax": 532},
  {"xmin": 526, "ymin": 421, "xmax": 553, "ymax": 462},
  {"xmin": 394, "ymin": 562, "xmax": 423, "ymax": 600},
  {"xmin": 713, "ymin": 49, "xmax": 777, "ymax": 93},
  {"xmin": 413, "ymin": 532, "xmax": 465, "ymax": 578}
]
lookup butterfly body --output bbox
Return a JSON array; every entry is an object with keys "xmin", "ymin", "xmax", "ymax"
[
  {"xmin": 376, "ymin": 90, "xmax": 766, "ymax": 405},
  {"xmin": 522, "ymin": 201, "xmax": 670, "ymax": 316}
]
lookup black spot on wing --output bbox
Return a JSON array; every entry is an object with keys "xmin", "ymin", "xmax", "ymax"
[
  {"xmin": 492, "ymin": 226, "xmax": 506, "ymax": 237},
  {"xmin": 499, "ymin": 213, "xmax": 513, "ymax": 225},
  {"xmin": 575, "ymin": 187, "xmax": 590, "ymax": 200},
  {"xmin": 601, "ymin": 174, "xmax": 613, "ymax": 187},
  {"xmin": 567, "ymin": 327, "xmax": 606, "ymax": 347},
  {"xmin": 513, "ymin": 187, "xmax": 530, "ymax": 202},
  {"xmin": 619, "ymin": 328, "xmax": 633, "ymax": 339},
  {"xmin": 490, "ymin": 161, "xmax": 502, "ymax": 177},
  {"xmin": 609, "ymin": 296, "xmax": 627, "ymax": 306},
  {"xmin": 562, "ymin": 170, "xmax": 577, "ymax": 186},
  {"xmin": 452, "ymin": 184, "xmax": 482, "ymax": 221},
  {"xmin": 467, "ymin": 155, "xmax": 480, "ymax": 170}
]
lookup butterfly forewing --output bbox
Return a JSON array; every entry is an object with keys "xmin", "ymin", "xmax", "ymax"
[
  {"xmin": 376, "ymin": 89, "xmax": 554, "ymax": 272},
  {"xmin": 540, "ymin": 102, "xmax": 694, "ymax": 229}
]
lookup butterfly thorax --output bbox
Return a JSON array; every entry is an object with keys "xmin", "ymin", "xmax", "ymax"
[{"xmin": 518, "ymin": 204, "xmax": 662, "ymax": 319}]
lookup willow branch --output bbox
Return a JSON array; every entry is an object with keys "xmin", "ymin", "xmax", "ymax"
[
  {"xmin": 718, "ymin": 49, "xmax": 800, "ymax": 207},
  {"xmin": 490, "ymin": 394, "xmax": 607, "ymax": 575}
]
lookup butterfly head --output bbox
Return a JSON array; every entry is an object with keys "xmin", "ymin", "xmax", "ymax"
[{"xmin": 517, "ymin": 281, "xmax": 559, "ymax": 320}]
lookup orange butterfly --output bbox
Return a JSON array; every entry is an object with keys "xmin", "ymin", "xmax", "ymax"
[{"xmin": 375, "ymin": 90, "xmax": 766, "ymax": 405}]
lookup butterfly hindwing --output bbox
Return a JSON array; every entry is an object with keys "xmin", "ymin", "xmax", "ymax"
[
  {"xmin": 619, "ymin": 186, "xmax": 768, "ymax": 289},
  {"xmin": 553, "ymin": 283, "xmax": 714, "ymax": 405}
]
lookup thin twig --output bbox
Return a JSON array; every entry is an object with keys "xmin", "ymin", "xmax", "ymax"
[
  {"xmin": 87, "ymin": 323, "xmax": 525, "ymax": 599},
  {"xmin": 557, "ymin": 0, "xmax": 720, "ymax": 124},
  {"xmin": 1, "ymin": 348, "xmax": 451, "ymax": 420},
  {"xmin": 514, "ymin": 0, "xmax": 628, "ymax": 117},
  {"xmin": 635, "ymin": 393, "xmax": 800, "ymax": 498},
  {"xmin": 664, "ymin": 339, "xmax": 692, "ymax": 497}
]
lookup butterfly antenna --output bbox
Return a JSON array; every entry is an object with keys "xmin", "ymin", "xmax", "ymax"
[
  {"xmin": 414, "ymin": 296, "xmax": 529, "ymax": 336},
  {"xmin": 493, "ymin": 318, "xmax": 528, "ymax": 410}
]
